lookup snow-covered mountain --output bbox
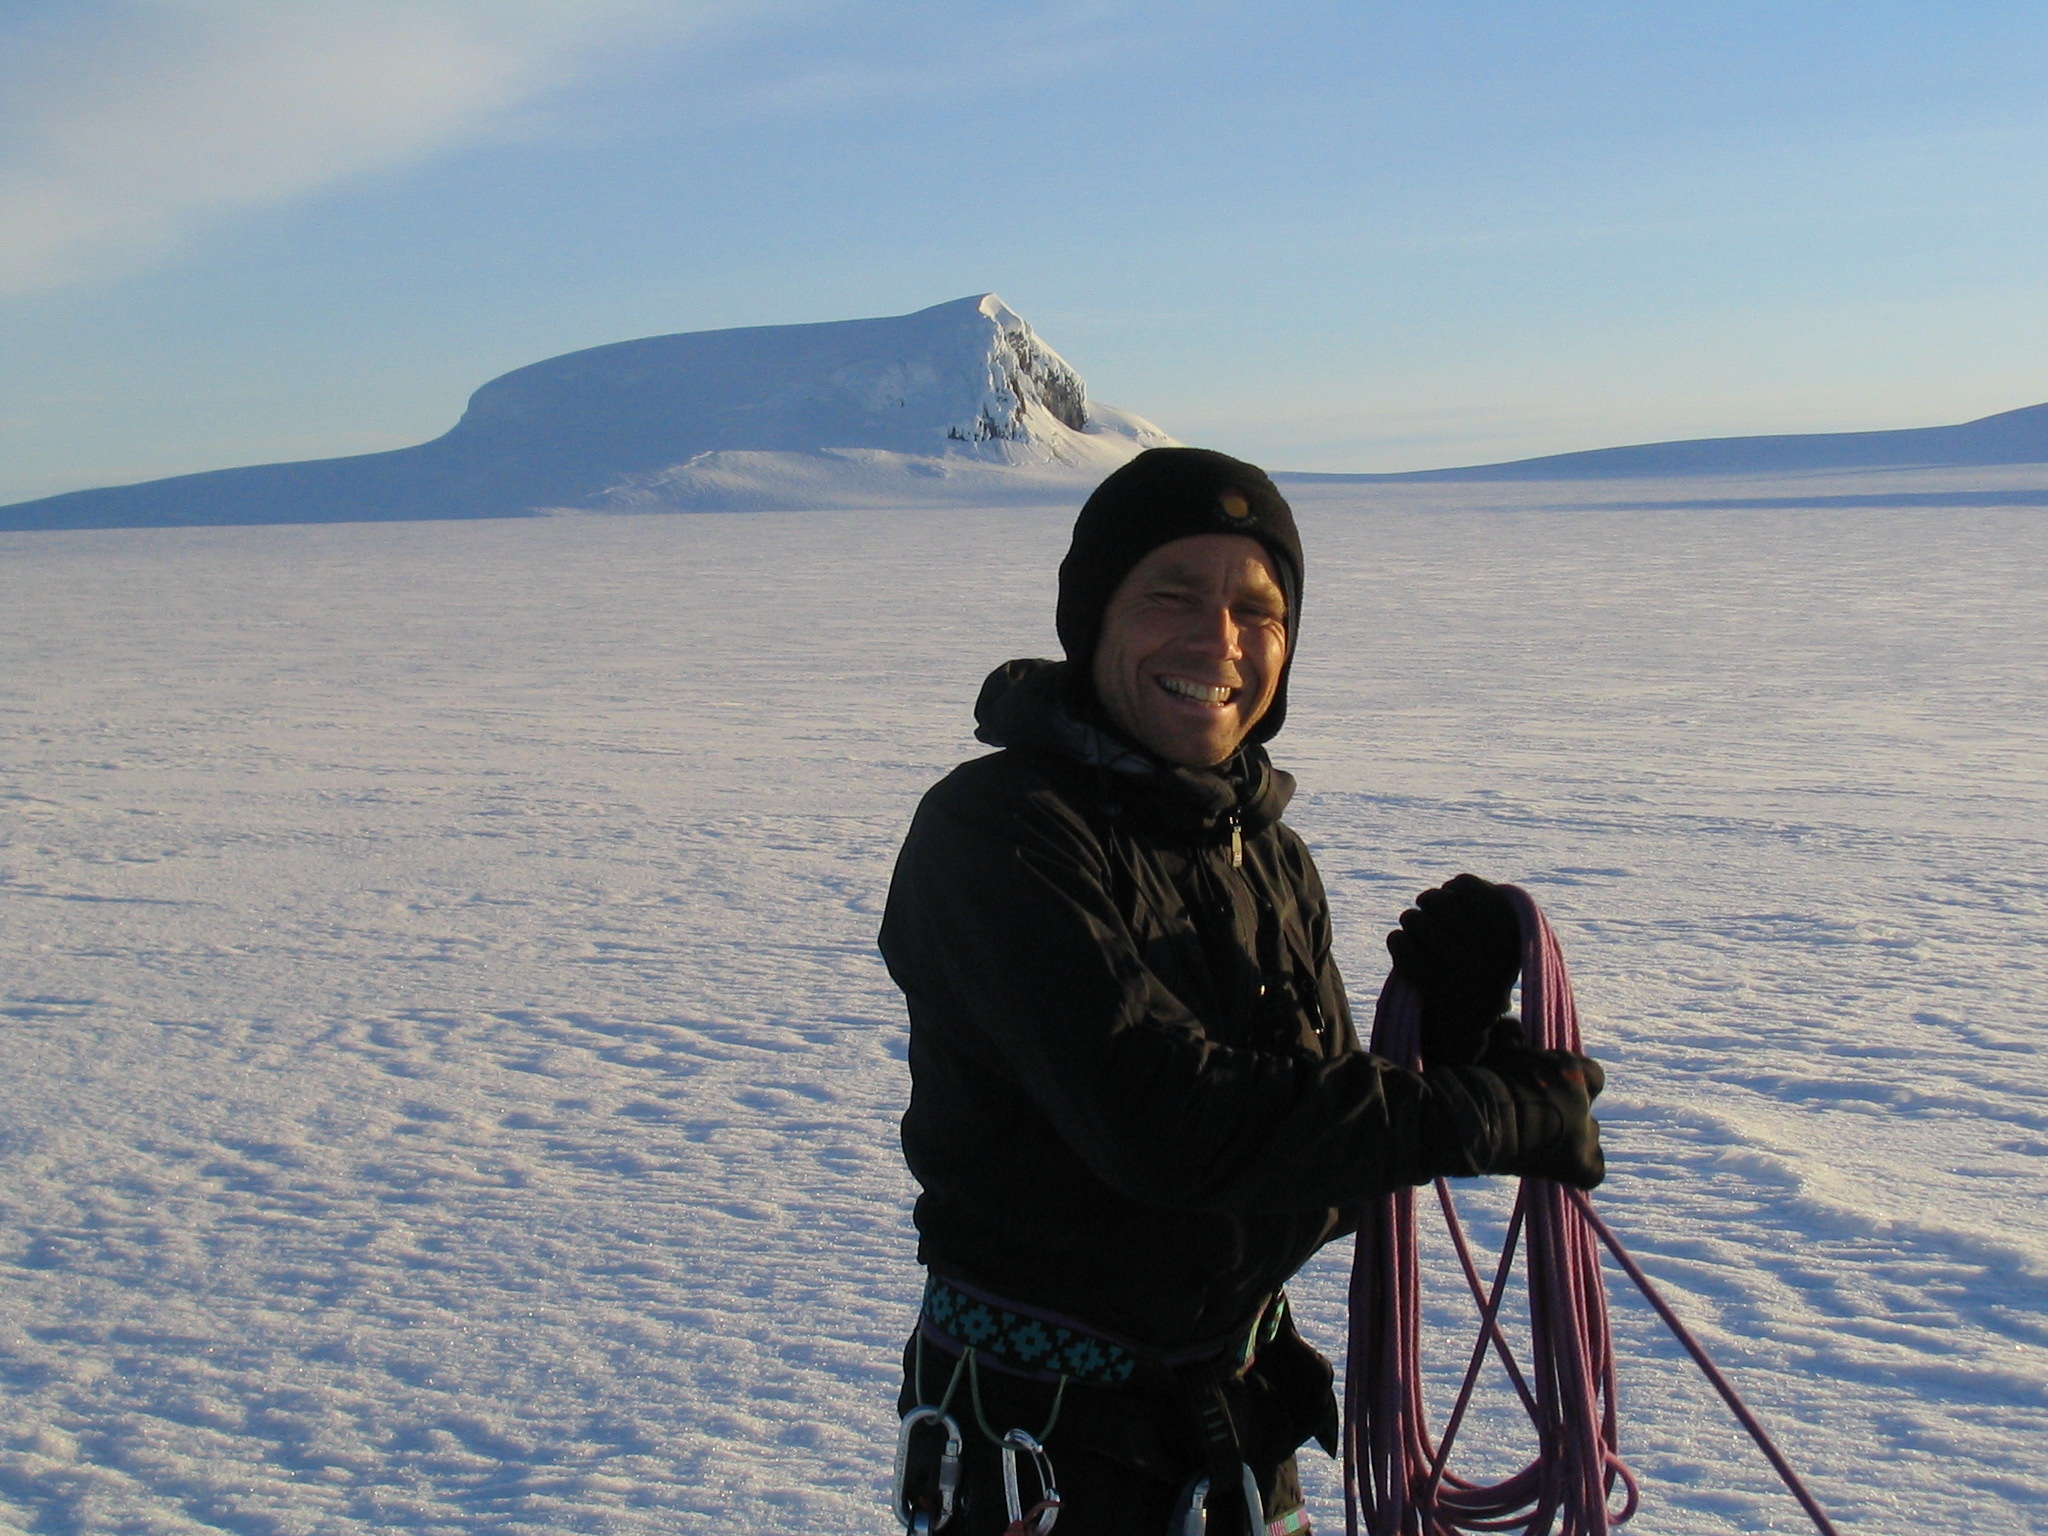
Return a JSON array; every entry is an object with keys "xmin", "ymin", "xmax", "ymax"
[
  {"xmin": 0, "ymin": 295, "xmax": 1177, "ymax": 530},
  {"xmin": 1279, "ymin": 400, "xmax": 2048, "ymax": 483}
]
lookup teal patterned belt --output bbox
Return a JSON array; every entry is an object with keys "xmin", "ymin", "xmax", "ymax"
[{"xmin": 917, "ymin": 1271, "xmax": 1287, "ymax": 1387}]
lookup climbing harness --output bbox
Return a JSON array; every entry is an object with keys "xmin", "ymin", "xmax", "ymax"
[
  {"xmin": 917, "ymin": 1272, "xmax": 1290, "ymax": 1385},
  {"xmin": 900, "ymin": 1277, "xmax": 1302, "ymax": 1534},
  {"xmin": 918, "ymin": 1271, "xmax": 1142, "ymax": 1385},
  {"xmin": 895, "ymin": 1328, "xmax": 1066, "ymax": 1533},
  {"xmin": 1343, "ymin": 884, "xmax": 1843, "ymax": 1536}
]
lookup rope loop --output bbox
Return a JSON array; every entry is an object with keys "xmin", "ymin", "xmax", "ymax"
[{"xmin": 1343, "ymin": 885, "xmax": 1838, "ymax": 1536}]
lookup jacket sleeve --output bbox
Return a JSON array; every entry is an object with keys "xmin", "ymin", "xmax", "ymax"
[{"xmin": 879, "ymin": 772, "xmax": 1496, "ymax": 1215}]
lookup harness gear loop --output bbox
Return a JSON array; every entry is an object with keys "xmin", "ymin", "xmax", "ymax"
[
  {"xmin": 998, "ymin": 1427, "xmax": 1061, "ymax": 1535},
  {"xmin": 964, "ymin": 1346, "xmax": 1069, "ymax": 1448}
]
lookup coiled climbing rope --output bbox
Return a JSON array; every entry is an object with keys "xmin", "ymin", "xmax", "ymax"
[{"xmin": 1343, "ymin": 885, "xmax": 1843, "ymax": 1536}]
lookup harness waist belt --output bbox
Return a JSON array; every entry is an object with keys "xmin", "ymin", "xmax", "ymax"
[{"xmin": 918, "ymin": 1271, "xmax": 1285, "ymax": 1388}]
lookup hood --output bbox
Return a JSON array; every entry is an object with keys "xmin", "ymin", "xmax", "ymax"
[{"xmin": 1055, "ymin": 447, "xmax": 1303, "ymax": 746}]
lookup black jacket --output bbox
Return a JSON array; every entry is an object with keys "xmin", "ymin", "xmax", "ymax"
[{"xmin": 879, "ymin": 660, "xmax": 1484, "ymax": 1350}]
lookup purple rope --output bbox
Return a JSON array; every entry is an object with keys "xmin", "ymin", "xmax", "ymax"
[
  {"xmin": 1342, "ymin": 886, "xmax": 1838, "ymax": 1536},
  {"xmin": 1567, "ymin": 1192, "xmax": 1842, "ymax": 1536}
]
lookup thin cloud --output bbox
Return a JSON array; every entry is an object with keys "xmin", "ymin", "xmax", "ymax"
[{"xmin": 0, "ymin": 0, "xmax": 720, "ymax": 296}]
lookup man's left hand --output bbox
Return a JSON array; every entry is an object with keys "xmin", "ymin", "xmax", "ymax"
[{"xmin": 1387, "ymin": 872, "xmax": 1523, "ymax": 1064}]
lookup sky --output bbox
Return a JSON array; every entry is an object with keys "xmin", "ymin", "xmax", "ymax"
[{"xmin": 4, "ymin": 0, "xmax": 2048, "ymax": 504}]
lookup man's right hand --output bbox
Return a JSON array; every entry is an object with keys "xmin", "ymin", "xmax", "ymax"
[{"xmin": 1471, "ymin": 1042, "xmax": 1606, "ymax": 1189}]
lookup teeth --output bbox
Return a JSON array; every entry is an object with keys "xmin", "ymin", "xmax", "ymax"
[{"xmin": 1161, "ymin": 677, "xmax": 1234, "ymax": 704}]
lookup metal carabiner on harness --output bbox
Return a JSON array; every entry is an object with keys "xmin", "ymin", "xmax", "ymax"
[
  {"xmin": 893, "ymin": 1405, "xmax": 964, "ymax": 1533},
  {"xmin": 998, "ymin": 1426, "xmax": 1061, "ymax": 1535},
  {"xmin": 1170, "ymin": 1464, "xmax": 1266, "ymax": 1536}
]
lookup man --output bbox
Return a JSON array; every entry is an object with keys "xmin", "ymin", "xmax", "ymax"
[{"xmin": 879, "ymin": 448, "xmax": 1604, "ymax": 1535}]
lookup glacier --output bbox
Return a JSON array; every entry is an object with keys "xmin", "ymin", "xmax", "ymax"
[{"xmin": 1, "ymin": 479, "xmax": 2044, "ymax": 1532}]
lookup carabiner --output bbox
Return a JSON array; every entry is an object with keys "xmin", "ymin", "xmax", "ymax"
[
  {"xmin": 998, "ymin": 1426, "xmax": 1061, "ymax": 1535},
  {"xmin": 1169, "ymin": 1464, "xmax": 1264, "ymax": 1536},
  {"xmin": 893, "ymin": 1405, "xmax": 963, "ymax": 1532}
]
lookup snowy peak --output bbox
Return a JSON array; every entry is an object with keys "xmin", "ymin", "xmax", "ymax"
[
  {"xmin": 0, "ymin": 296, "xmax": 1177, "ymax": 529},
  {"xmin": 444, "ymin": 293, "xmax": 1156, "ymax": 474}
]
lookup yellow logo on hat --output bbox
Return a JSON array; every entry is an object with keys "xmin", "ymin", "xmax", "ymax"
[{"xmin": 1219, "ymin": 490, "xmax": 1251, "ymax": 520}]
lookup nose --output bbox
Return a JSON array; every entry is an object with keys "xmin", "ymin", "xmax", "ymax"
[{"xmin": 1188, "ymin": 600, "xmax": 1245, "ymax": 659}]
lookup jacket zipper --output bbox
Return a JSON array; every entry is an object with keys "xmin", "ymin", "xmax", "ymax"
[
  {"xmin": 1222, "ymin": 811, "xmax": 1330, "ymax": 1051},
  {"xmin": 1212, "ymin": 813, "xmax": 1258, "ymax": 1027}
]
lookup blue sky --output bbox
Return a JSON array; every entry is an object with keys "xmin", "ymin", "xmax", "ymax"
[{"xmin": 4, "ymin": 0, "xmax": 2047, "ymax": 503}]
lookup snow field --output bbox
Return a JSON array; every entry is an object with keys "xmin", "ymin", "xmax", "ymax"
[{"xmin": 0, "ymin": 486, "xmax": 2043, "ymax": 1533}]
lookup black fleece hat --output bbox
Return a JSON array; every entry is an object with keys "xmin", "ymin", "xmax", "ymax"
[{"xmin": 1057, "ymin": 446, "xmax": 1304, "ymax": 745}]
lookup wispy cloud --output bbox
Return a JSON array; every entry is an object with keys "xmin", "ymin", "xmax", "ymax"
[{"xmin": 0, "ymin": 0, "xmax": 719, "ymax": 296}]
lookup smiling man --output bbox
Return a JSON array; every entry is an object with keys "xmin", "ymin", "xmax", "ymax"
[
  {"xmin": 1086, "ymin": 529, "xmax": 1286, "ymax": 771},
  {"xmin": 879, "ymin": 449, "xmax": 1605, "ymax": 1536}
]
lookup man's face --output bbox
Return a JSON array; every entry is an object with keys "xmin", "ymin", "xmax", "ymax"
[{"xmin": 1090, "ymin": 533, "xmax": 1288, "ymax": 768}]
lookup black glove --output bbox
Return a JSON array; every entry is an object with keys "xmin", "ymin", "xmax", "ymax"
[
  {"xmin": 1387, "ymin": 873, "xmax": 1523, "ymax": 1065},
  {"xmin": 1469, "ymin": 1041, "xmax": 1606, "ymax": 1189}
]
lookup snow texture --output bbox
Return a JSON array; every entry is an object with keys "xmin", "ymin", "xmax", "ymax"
[
  {"xmin": 0, "ymin": 296, "xmax": 1176, "ymax": 530},
  {"xmin": 1, "ymin": 468, "xmax": 2045, "ymax": 1534}
]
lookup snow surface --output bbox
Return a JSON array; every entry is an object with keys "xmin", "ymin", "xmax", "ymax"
[{"xmin": 1, "ymin": 474, "xmax": 2044, "ymax": 1534}]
